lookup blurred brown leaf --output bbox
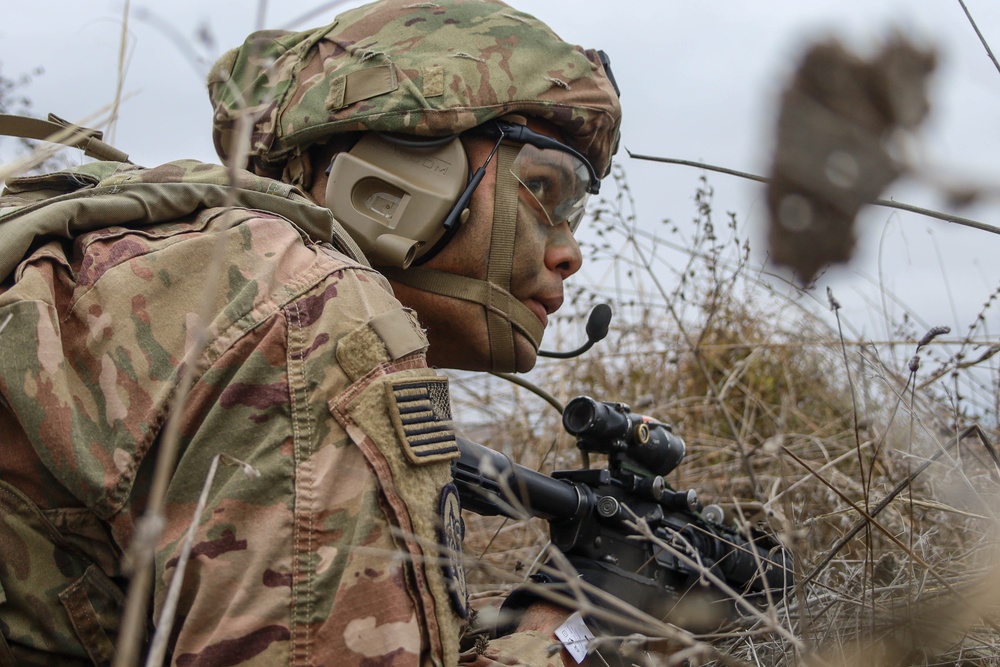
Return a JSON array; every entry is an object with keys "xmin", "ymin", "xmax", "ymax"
[{"xmin": 767, "ymin": 35, "xmax": 936, "ymax": 284}]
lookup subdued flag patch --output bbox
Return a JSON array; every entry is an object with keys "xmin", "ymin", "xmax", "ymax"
[{"xmin": 386, "ymin": 378, "xmax": 459, "ymax": 465}]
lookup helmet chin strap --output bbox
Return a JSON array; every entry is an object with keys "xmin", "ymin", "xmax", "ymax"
[
  {"xmin": 484, "ymin": 143, "xmax": 522, "ymax": 368},
  {"xmin": 380, "ymin": 143, "xmax": 542, "ymax": 372}
]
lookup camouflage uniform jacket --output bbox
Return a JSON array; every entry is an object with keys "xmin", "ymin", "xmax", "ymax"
[{"xmin": 0, "ymin": 160, "xmax": 563, "ymax": 666}]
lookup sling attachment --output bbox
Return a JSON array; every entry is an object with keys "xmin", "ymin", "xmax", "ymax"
[{"xmin": 0, "ymin": 113, "xmax": 131, "ymax": 163}]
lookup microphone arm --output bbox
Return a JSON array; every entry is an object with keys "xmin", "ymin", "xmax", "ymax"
[{"xmin": 537, "ymin": 303, "xmax": 612, "ymax": 359}]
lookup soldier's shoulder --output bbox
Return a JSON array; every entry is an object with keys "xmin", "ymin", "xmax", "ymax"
[{"xmin": 0, "ymin": 159, "xmax": 367, "ymax": 273}]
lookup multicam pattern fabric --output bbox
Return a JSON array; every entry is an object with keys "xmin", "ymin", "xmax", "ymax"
[
  {"xmin": 208, "ymin": 0, "xmax": 621, "ymax": 185},
  {"xmin": 0, "ymin": 161, "xmax": 563, "ymax": 666}
]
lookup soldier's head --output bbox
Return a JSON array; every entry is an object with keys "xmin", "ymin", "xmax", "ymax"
[{"xmin": 208, "ymin": 0, "xmax": 622, "ymax": 373}]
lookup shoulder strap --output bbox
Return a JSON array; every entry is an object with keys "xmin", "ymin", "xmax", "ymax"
[
  {"xmin": 0, "ymin": 161, "xmax": 368, "ymax": 282},
  {"xmin": 0, "ymin": 113, "xmax": 130, "ymax": 163}
]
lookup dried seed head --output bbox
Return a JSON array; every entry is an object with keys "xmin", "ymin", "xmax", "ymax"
[
  {"xmin": 917, "ymin": 325, "xmax": 950, "ymax": 349},
  {"xmin": 827, "ymin": 287, "xmax": 841, "ymax": 311}
]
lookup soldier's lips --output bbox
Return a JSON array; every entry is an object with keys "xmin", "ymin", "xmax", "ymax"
[
  {"xmin": 525, "ymin": 295, "xmax": 562, "ymax": 329},
  {"xmin": 527, "ymin": 300, "xmax": 547, "ymax": 329}
]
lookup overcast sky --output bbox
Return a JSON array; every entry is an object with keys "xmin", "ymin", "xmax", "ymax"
[{"xmin": 4, "ymin": 0, "xmax": 1000, "ymax": 354}]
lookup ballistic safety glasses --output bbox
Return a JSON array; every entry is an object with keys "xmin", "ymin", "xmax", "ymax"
[{"xmin": 481, "ymin": 120, "xmax": 600, "ymax": 233}]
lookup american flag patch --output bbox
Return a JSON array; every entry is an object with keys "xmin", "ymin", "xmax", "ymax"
[{"xmin": 387, "ymin": 378, "xmax": 459, "ymax": 465}]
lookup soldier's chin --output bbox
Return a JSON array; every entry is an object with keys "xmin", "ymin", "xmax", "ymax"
[{"xmin": 511, "ymin": 333, "xmax": 539, "ymax": 374}]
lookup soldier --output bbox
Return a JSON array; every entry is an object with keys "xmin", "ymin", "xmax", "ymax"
[{"xmin": 0, "ymin": 0, "xmax": 623, "ymax": 665}]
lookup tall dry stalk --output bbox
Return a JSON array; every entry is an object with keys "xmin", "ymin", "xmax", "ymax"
[{"xmin": 453, "ymin": 167, "xmax": 1000, "ymax": 666}]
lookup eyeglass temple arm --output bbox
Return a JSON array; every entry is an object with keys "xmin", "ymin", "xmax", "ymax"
[{"xmin": 491, "ymin": 120, "xmax": 600, "ymax": 194}]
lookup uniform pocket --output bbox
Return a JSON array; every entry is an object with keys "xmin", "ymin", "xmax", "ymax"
[
  {"xmin": 59, "ymin": 564, "xmax": 125, "ymax": 666},
  {"xmin": 0, "ymin": 481, "xmax": 126, "ymax": 666}
]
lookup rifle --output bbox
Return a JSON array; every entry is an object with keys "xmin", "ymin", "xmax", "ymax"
[{"xmin": 452, "ymin": 395, "xmax": 793, "ymax": 630}]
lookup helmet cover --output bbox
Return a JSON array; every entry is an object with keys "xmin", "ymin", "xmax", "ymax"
[{"xmin": 208, "ymin": 0, "xmax": 622, "ymax": 183}]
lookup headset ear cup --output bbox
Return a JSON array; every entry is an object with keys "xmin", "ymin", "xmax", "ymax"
[{"xmin": 326, "ymin": 134, "xmax": 468, "ymax": 267}]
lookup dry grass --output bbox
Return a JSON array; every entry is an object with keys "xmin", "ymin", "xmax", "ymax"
[
  {"xmin": 451, "ymin": 170, "xmax": 1000, "ymax": 666},
  {"xmin": 5, "ymin": 5, "xmax": 1000, "ymax": 663}
]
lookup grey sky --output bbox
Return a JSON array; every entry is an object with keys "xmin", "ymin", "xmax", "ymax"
[{"xmin": 4, "ymin": 0, "xmax": 1000, "ymax": 349}]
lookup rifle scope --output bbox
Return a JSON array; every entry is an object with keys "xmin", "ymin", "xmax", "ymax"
[
  {"xmin": 452, "ymin": 438, "xmax": 793, "ymax": 606},
  {"xmin": 562, "ymin": 396, "xmax": 686, "ymax": 476}
]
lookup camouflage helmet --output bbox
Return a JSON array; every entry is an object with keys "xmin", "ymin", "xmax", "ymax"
[{"xmin": 208, "ymin": 0, "xmax": 622, "ymax": 185}]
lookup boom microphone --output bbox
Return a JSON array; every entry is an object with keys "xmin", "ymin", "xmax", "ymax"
[{"xmin": 538, "ymin": 303, "xmax": 612, "ymax": 359}]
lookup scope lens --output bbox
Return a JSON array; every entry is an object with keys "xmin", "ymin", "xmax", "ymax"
[{"xmin": 562, "ymin": 397, "xmax": 597, "ymax": 434}]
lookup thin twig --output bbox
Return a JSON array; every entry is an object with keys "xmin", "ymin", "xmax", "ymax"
[
  {"xmin": 107, "ymin": 0, "xmax": 131, "ymax": 144},
  {"xmin": 782, "ymin": 445, "xmax": 1000, "ymax": 635},
  {"xmin": 626, "ymin": 151, "xmax": 1000, "ymax": 237},
  {"xmin": 799, "ymin": 429, "xmax": 963, "ymax": 587},
  {"xmin": 957, "ymin": 0, "xmax": 1000, "ymax": 76},
  {"xmin": 627, "ymin": 512, "xmax": 804, "ymax": 652},
  {"xmin": 831, "ymin": 292, "xmax": 879, "ymax": 631},
  {"xmin": 279, "ymin": 0, "xmax": 357, "ymax": 30},
  {"xmin": 145, "ymin": 455, "xmax": 260, "ymax": 667},
  {"xmin": 113, "ymin": 218, "xmax": 230, "ymax": 667},
  {"xmin": 144, "ymin": 455, "xmax": 221, "ymax": 667},
  {"xmin": 620, "ymin": 196, "xmax": 762, "ymax": 498}
]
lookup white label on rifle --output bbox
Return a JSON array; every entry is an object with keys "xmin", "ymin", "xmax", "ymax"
[{"xmin": 555, "ymin": 611, "xmax": 596, "ymax": 663}]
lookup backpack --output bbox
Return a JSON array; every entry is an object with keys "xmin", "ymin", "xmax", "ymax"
[
  {"xmin": 0, "ymin": 113, "xmax": 366, "ymax": 282},
  {"xmin": 0, "ymin": 117, "xmax": 369, "ymax": 665}
]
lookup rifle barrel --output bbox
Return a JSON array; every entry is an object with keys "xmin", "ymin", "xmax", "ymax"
[{"xmin": 453, "ymin": 438, "xmax": 583, "ymax": 521}]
